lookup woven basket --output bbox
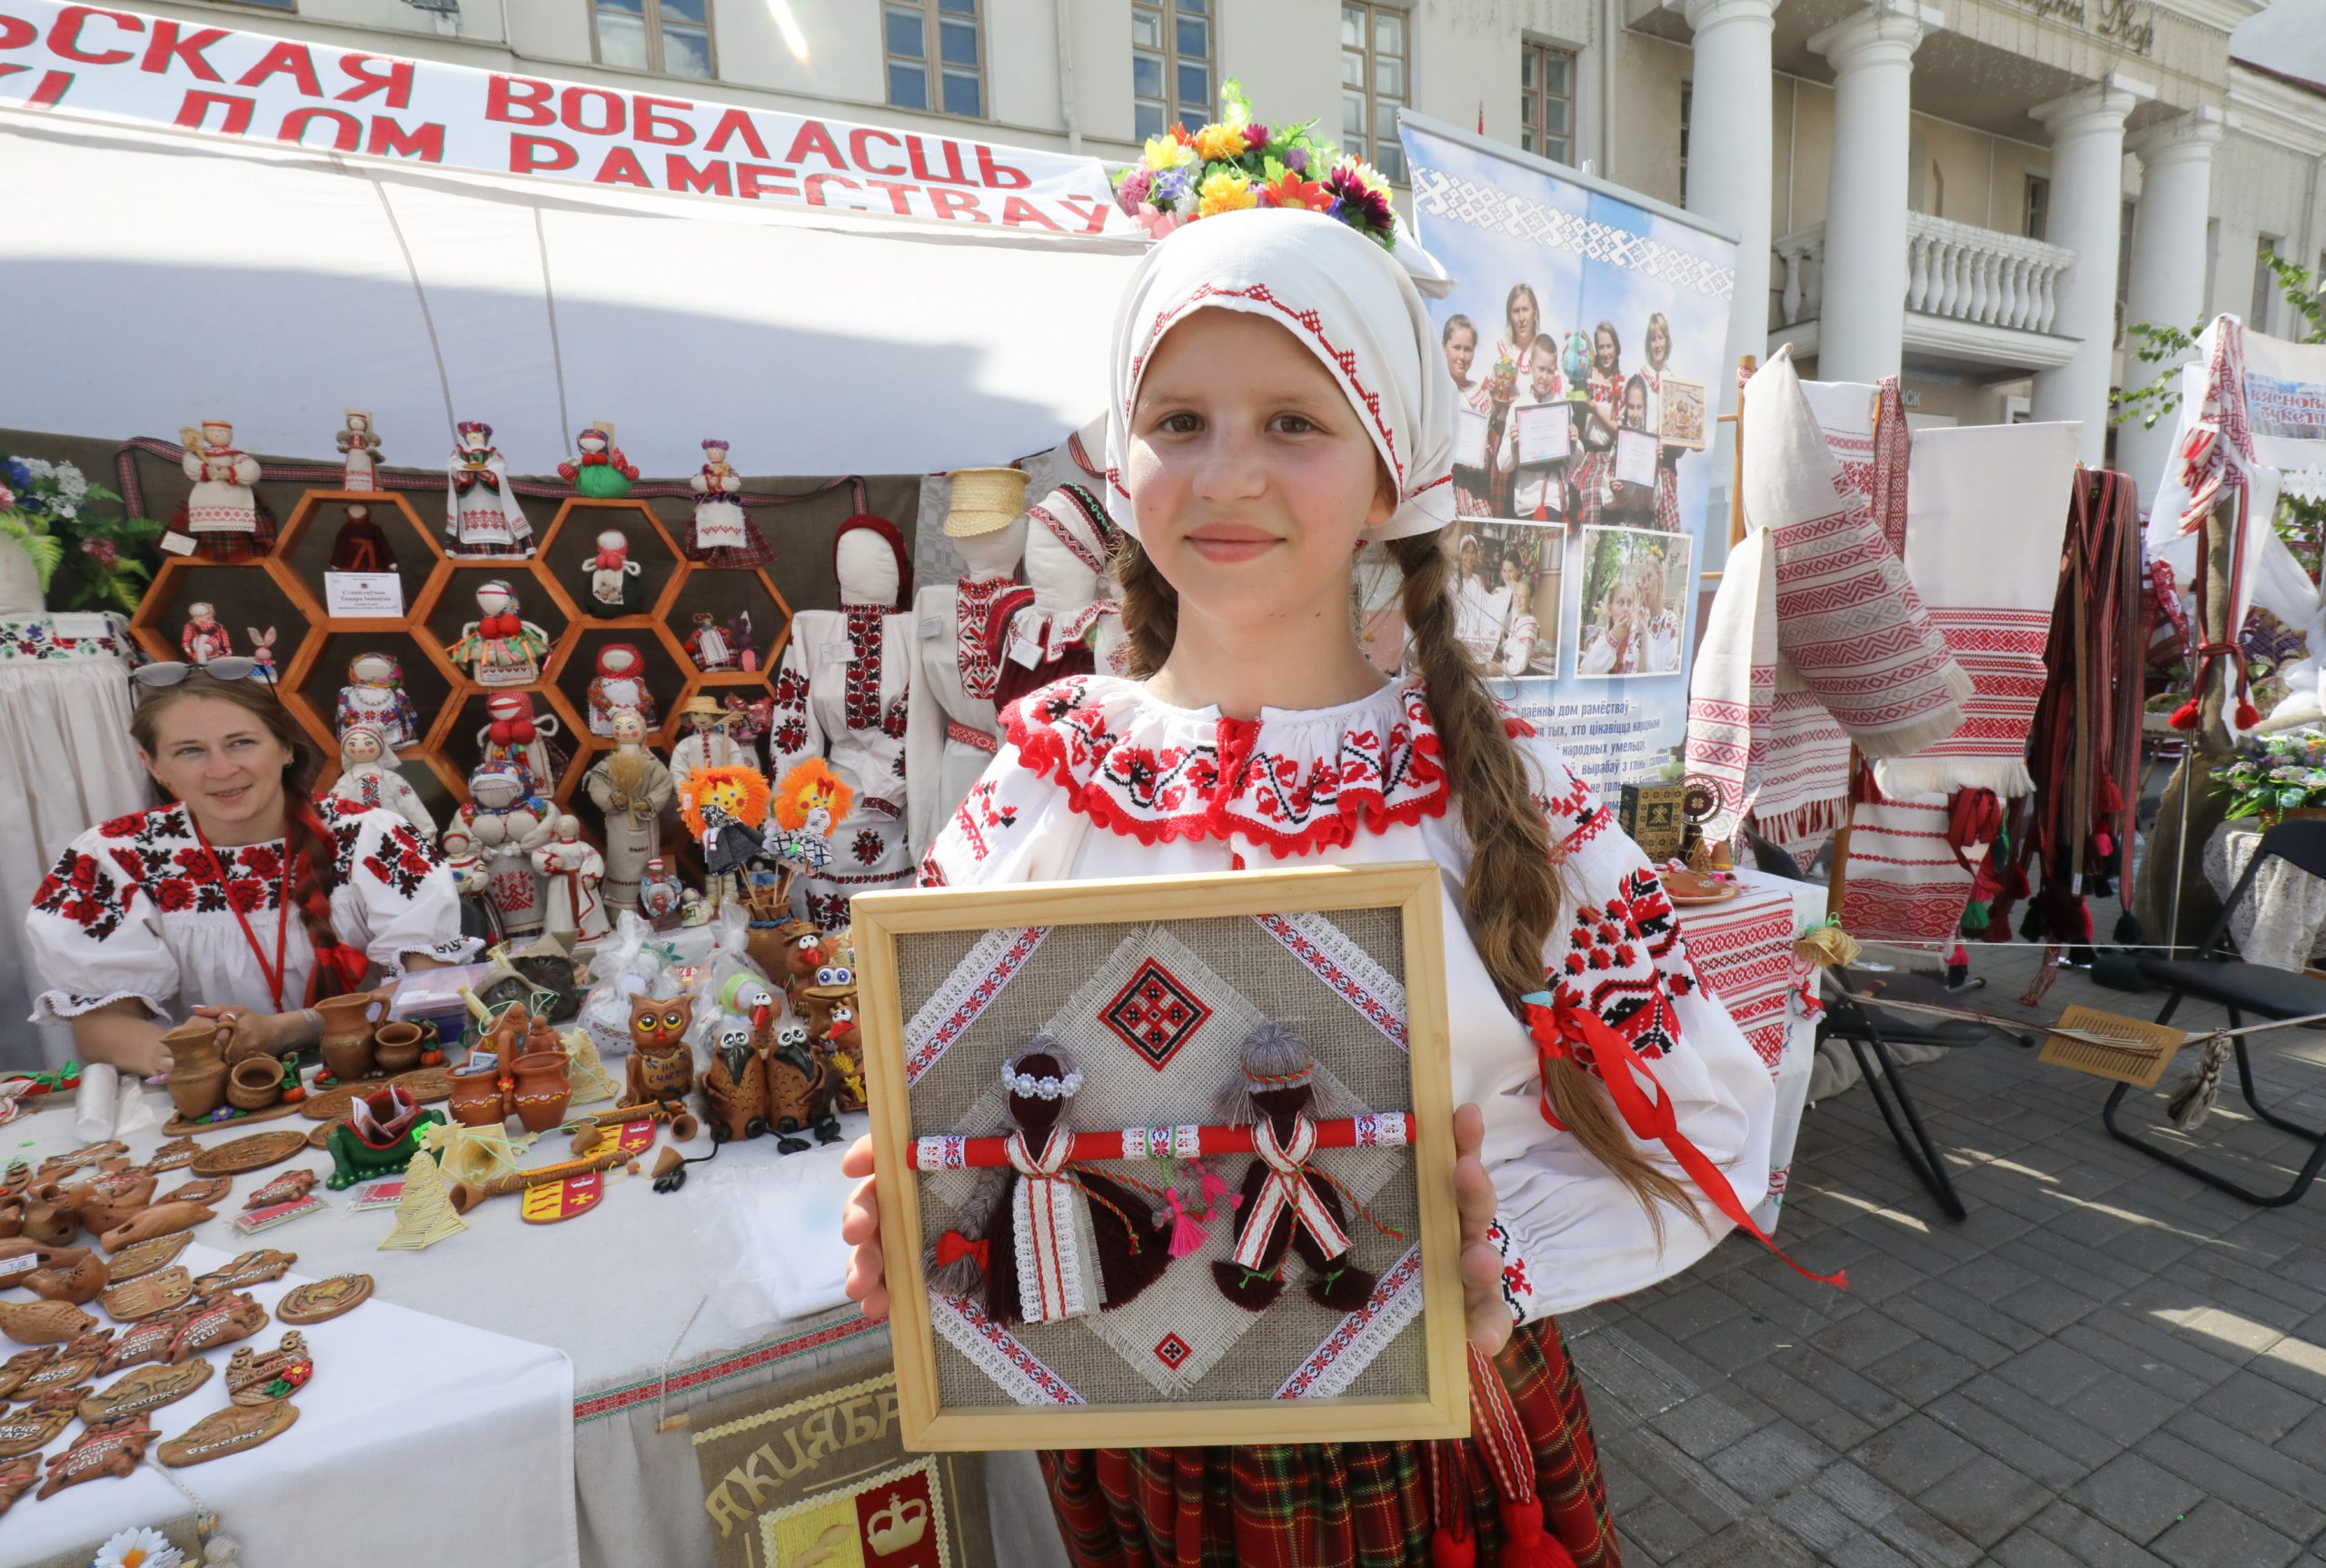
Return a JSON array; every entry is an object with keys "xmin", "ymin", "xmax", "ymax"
[{"xmin": 942, "ymin": 467, "xmax": 1030, "ymax": 538}]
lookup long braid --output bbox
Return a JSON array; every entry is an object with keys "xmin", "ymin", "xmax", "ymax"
[
  {"xmin": 1111, "ymin": 534, "xmax": 1178, "ymax": 679},
  {"xmin": 1387, "ymin": 531, "xmax": 1695, "ymax": 1229},
  {"xmin": 286, "ymin": 794, "xmax": 363, "ymax": 1001}
]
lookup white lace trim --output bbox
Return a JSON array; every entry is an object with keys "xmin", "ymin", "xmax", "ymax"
[
  {"xmin": 929, "ymin": 1290, "xmax": 1084, "ymax": 1405},
  {"xmin": 1275, "ymin": 1244, "xmax": 1424, "ymax": 1400},
  {"xmin": 1254, "ymin": 912, "xmax": 1409, "ymax": 1050},
  {"xmin": 1009, "ymin": 1136, "xmax": 1088, "ymax": 1325},
  {"xmin": 903, "ymin": 925, "xmax": 1049, "ymax": 1084},
  {"xmin": 1001, "ymin": 1062, "xmax": 1082, "ymax": 1099},
  {"xmin": 30, "ymin": 987, "xmax": 167, "ymax": 1027}
]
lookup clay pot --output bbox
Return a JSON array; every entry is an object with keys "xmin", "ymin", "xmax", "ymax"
[
  {"xmin": 446, "ymin": 1063, "xmax": 506, "ymax": 1130},
  {"xmin": 225, "ymin": 1057, "xmax": 283, "ymax": 1114},
  {"xmin": 371, "ymin": 1021, "xmax": 424, "ymax": 1075},
  {"xmin": 320, "ymin": 1033, "xmax": 374, "ymax": 1085},
  {"xmin": 509, "ymin": 1053, "xmax": 571, "ymax": 1134},
  {"xmin": 161, "ymin": 1019, "xmax": 229, "ymax": 1122},
  {"xmin": 314, "ymin": 989, "xmax": 390, "ymax": 1059}
]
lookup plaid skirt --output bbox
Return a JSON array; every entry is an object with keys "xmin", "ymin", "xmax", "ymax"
[
  {"xmin": 181, "ymin": 493, "xmax": 278, "ymax": 562},
  {"xmin": 1037, "ymin": 1316, "xmax": 1620, "ymax": 1568}
]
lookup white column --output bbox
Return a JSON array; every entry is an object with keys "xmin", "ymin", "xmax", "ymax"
[
  {"xmin": 2117, "ymin": 106, "xmax": 2225, "ymax": 497},
  {"xmin": 1678, "ymin": 0, "xmax": 1780, "ymax": 399},
  {"xmin": 1809, "ymin": 0, "xmax": 1942, "ymax": 384},
  {"xmin": 2030, "ymin": 73, "xmax": 2157, "ymax": 464}
]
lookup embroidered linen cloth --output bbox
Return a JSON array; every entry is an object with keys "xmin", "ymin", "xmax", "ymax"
[
  {"xmin": 1868, "ymin": 421, "xmax": 2081, "ymax": 800},
  {"xmin": 1838, "ymin": 788, "xmax": 1978, "ymax": 942}
]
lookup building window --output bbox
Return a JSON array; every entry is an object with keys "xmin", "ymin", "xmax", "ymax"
[
  {"xmin": 591, "ymin": 0, "xmax": 713, "ymax": 78},
  {"xmin": 886, "ymin": 0, "xmax": 984, "ymax": 118},
  {"xmin": 2253, "ymin": 235, "xmax": 2281, "ymax": 332},
  {"xmin": 1342, "ymin": 2, "xmax": 1409, "ymax": 184},
  {"xmin": 1133, "ymin": 0, "xmax": 1213, "ymax": 144},
  {"xmin": 1520, "ymin": 41, "xmax": 1576, "ymax": 164},
  {"xmin": 2023, "ymin": 175, "xmax": 2049, "ymax": 242},
  {"xmin": 1679, "ymin": 84, "xmax": 1693, "ymax": 203}
]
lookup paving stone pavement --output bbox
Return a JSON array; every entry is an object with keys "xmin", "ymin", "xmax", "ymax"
[{"xmin": 1584, "ymin": 936, "xmax": 2326, "ymax": 1567}]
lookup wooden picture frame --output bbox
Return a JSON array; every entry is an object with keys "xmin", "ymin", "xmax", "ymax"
[
  {"xmin": 854, "ymin": 863, "xmax": 1466, "ymax": 1452},
  {"xmin": 1659, "ymin": 376, "xmax": 1709, "ymax": 451}
]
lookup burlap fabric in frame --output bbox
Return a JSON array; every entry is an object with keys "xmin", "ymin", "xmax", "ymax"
[{"xmin": 900, "ymin": 909, "xmax": 1426, "ymax": 1411}]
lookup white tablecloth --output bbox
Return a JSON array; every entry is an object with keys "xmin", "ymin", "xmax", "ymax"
[{"xmin": 2202, "ymin": 819, "xmax": 2326, "ymax": 971}]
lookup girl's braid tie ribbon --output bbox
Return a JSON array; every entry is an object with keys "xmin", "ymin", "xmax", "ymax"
[
  {"xmin": 1521, "ymin": 990, "xmax": 1846, "ymax": 1290},
  {"xmin": 934, "ymin": 1230, "xmax": 989, "ymax": 1273}
]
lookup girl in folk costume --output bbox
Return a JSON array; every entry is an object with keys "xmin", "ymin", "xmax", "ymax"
[
  {"xmin": 1583, "ymin": 322, "xmax": 1624, "ymax": 420},
  {"xmin": 456, "ymin": 761, "xmax": 554, "ymax": 940},
  {"xmin": 906, "ymin": 474, "xmax": 1030, "ymax": 857},
  {"xmin": 328, "ymin": 722, "xmax": 436, "ymax": 840},
  {"xmin": 582, "ymin": 708, "xmax": 675, "ymax": 909},
  {"xmin": 686, "ymin": 440, "xmax": 775, "ymax": 566},
  {"xmin": 1632, "ymin": 553, "xmax": 1680, "ymax": 677},
  {"xmin": 921, "ymin": 1038, "xmax": 1173, "ymax": 1327},
  {"xmin": 1566, "ymin": 325, "xmax": 1628, "ymax": 531},
  {"xmin": 1443, "ymin": 314, "xmax": 1501, "ymax": 520},
  {"xmin": 1454, "ymin": 547, "xmax": 1516, "ymax": 664},
  {"xmin": 1640, "ymin": 314, "xmax": 1687, "ymax": 535},
  {"xmin": 446, "ymin": 581, "xmax": 550, "ymax": 687},
  {"xmin": 180, "ymin": 603, "xmax": 233, "ymax": 666},
  {"xmin": 476, "ymin": 692, "xmax": 563, "ymax": 793},
  {"xmin": 557, "ymin": 422, "xmax": 638, "ymax": 500},
  {"xmin": 586, "ymin": 643, "xmax": 658, "ymax": 737},
  {"xmin": 766, "ymin": 515, "xmax": 916, "ymax": 928},
  {"xmin": 841, "ymin": 201, "xmax": 1808, "ymax": 1567},
  {"xmin": 176, "ymin": 420, "xmax": 274, "ymax": 561},
  {"xmin": 1491, "ymin": 554, "xmax": 1545, "ymax": 678},
  {"xmin": 1604, "ymin": 376, "xmax": 1659, "ymax": 529},
  {"xmin": 1578, "ymin": 564, "xmax": 1645, "ymax": 678},
  {"xmin": 989, "ymin": 484, "xmax": 1129, "ymax": 715},
  {"xmin": 1496, "ymin": 283, "xmax": 1545, "ymax": 394},
  {"xmin": 335, "ymin": 653, "xmax": 420, "ymax": 748},
  {"xmin": 25, "ymin": 669, "xmax": 472, "ymax": 1077},
  {"xmin": 337, "ymin": 410, "xmax": 383, "ymax": 492},
  {"xmin": 582, "ymin": 530, "xmax": 644, "ymax": 618},
  {"xmin": 445, "ymin": 421, "xmax": 533, "ymax": 557},
  {"xmin": 532, "ymin": 815, "xmax": 610, "ymax": 942}
]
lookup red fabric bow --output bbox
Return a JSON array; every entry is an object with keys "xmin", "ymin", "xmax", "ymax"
[
  {"xmin": 1524, "ymin": 998, "xmax": 1845, "ymax": 1289},
  {"xmin": 935, "ymin": 1230, "xmax": 989, "ymax": 1273},
  {"xmin": 489, "ymin": 716, "xmax": 537, "ymax": 745},
  {"xmin": 590, "ymin": 548, "xmax": 626, "ymax": 570},
  {"xmin": 310, "ymin": 938, "xmax": 371, "ymax": 1003},
  {"xmin": 480, "ymin": 612, "xmax": 520, "ymax": 639}
]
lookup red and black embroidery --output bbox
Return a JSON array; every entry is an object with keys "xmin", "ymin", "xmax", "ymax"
[
  {"xmin": 840, "ymin": 606, "xmax": 908, "ymax": 736},
  {"xmin": 955, "ymin": 577, "xmax": 1032, "ymax": 703},
  {"xmin": 1545, "ymin": 862, "xmax": 1700, "ymax": 1067},
  {"xmin": 770, "ymin": 662, "xmax": 810, "ymax": 756},
  {"xmin": 32, "ymin": 849, "xmax": 128, "ymax": 942},
  {"xmin": 850, "ymin": 829, "xmax": 883, "ymax": 867},
  {"xmin": 360, "ymin": 820, "xmax": 442, "ymax": 902}
]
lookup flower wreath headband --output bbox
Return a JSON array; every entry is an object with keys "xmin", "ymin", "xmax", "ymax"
[{"xmin": 1112, "ymin": 81, "xmax": 1397, "ymax": 248}]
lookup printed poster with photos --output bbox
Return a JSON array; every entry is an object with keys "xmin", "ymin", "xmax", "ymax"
[{"xmin": 1400, "ymin": 114, "xmax": 1738, "ymax": 796}]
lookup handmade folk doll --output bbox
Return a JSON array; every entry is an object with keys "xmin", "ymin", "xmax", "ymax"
[
  {"xmin": 335, "ymin": 652, "xmax": 420, "ymax": 748},
  {"xmin": 582, "ymin": 709, "xmax": 674, "ymax": 910},
  {"xmin": 1214, "ymin": 1023, "xmax": 1379, "ymax": 1314},
  {"xmin": 247, "ymin": 627, "xmax": 278, "ymax": 682},
  {"xmin": 687, "ymin": 439, "xmax": 773, "ymax": 565},
  {"xmin": 559, "ymin": 422, "xmax": 637, "ymax": 499},
  {"xmin": 338, "ymin": 410, "xmax": 383, "ymax": 491},
  {"xmin": 329, "ymin": 723, "xmax": 435, "ymax": 839},
  {"xmin": 177, "ymin": 419, "xmax": 271, "ymax": 560},
  {"xmin": 445, "ymin": 421, "xmax": 532, "ymax": 557},
  {"xmin": 476, "ymin": 692, "xmax": 562, "ymax": 793},
  {"xmin": 329, "ymin": 501, "xmax": 398, "ymax": 574},
  {"xmin": 532, "ymin": 815, "xmax": 609, "ymax": 942},
  {"xmin": 446, "ymin": 581, "xmax": 550, "ymax": 687},
  {"xmin": 636, "ymin": 858, "xmax": 684, "ymax": 927},
  {"xmin": 923, "ymin": 1038, "xmax": 1171, "ymax": 1326},
  {"xmin": 583, "ymin": 529, "xmax": 643, "ymax": 618},
  {"xmin": 586, "ymin": 643, "xmax": 657, "ymax": 737},
  {"xmin": 625, "ymin": 993, "xmax": 695, "ymax": 1105},
  {"xmin": 679, "ymin": 763, "xmax": 772, "ymax": 913},
  {"xmin": 761, "ymin": 759, "xmax": 850, "ymax": 876},
  {"xmin": 179, "ymin": 603, "xmax": 232, "ymax": 666},
  {"xmin": 437, "ymin": 826, "xmax": 504, "ymax": 948},
  {"xmin": 906, "ymin": 499, "xmax": 1029, "ymax": 856},
  {"xmin": 457, "ymin": 761, "xmax": 554, "ymax": 940},
  {"xmin": 685, "ymin": 610, "xmax": 736, "ymax": 673},
  {"xmin": 671, "ymin": 695, "xmax": 749, "ymax": 793}
]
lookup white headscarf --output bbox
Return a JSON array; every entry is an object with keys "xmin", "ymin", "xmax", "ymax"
[{"xmin": 1102, "ymin": 208, "xmax": 1455, "ymax": 543}]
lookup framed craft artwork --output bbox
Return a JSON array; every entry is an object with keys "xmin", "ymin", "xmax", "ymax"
[
  {"xmin": 854, "ymin": 863, "xmax": 1465, "ymax": 1452},
  {"xmin": 1659, "ymin": 376, "xmax": 1709, "ymax": 451}
]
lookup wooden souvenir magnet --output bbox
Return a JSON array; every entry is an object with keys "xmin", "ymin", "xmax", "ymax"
[
  {"xmin": 0, "ymin": 1299, "xmax": 95, "ymax": 1346},
  {"xmin": 189, "ymin": 1129, "xmax": 311, "ymax": 1177},
  {"xmin": 97, "ymin": 1310, "xmax": 193, "ymax": 1376},
  {"xmin": 161, "ymin": 1176, "xmax": 233, "ymax": 1206},
  {"xmin": 0, "ymin": 1388, "xmax": 84, "ymax": 1458},
  {"xmin": 194, "ymin": 1248, "xmax": 297, "ymax": 1295},
  {"xmin": 225, "ymin": 1330, "xmax": 313, "ymax": 1405},
  {"xmin": 244, "ymin": 1169, "xmax": 317, "ymax": 1209},
  {"xmin": 106, "ymin": 1228, "xmax": 194, "ymax": 1282},
  {"xmin": 102, "ymin": 1265, "xmax": 195, "ymax": 1323},
  {"xmin": 166, "ymin": 1292, "xmax": 268, "ymax": 1364},
  {"xmin": 276, "ymin": 1273, "xmax": 373, "ymax": 1325},
  {"xmin": 0, "ymin": 1348, "xmax": 51, "ymax": 1401},
  {"xmin": 17, "ymin": 1331, "xmax": 111, "ymax": 1398},
  {"xmin": 0, "ymin": 1454, "xmax": 35, "ymax": 1519},
  {"xmin": 37, "ymin": 1413, "xmax": 155, "ymax": 1497},
  {"xmin": 144, "ymin": 1136, "xmax": 202, "ymax": 1173},
  {"xmin": 78, "ymin": 1358, "xmax": 214, "ymax": 1425},
  {"xmin": 158, "ymin": 1399, "xmax": 296, "ymax": 1468},
  {"xmin": 99, "ymin": 1202, "xmax": 215, "ymax": 1255}
]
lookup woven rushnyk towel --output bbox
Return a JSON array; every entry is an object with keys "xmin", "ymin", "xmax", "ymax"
[
  {"xmin": 1870, "ymin": 422, "xmax": 2080, "ymax": 801},
  {"xmin": 1801, "ymin": 377, "xmax": 1910, "ymax": 553},
  {"xmin": 1839, "ymin": 788, "xmax": 1976, "ymax": 942}
]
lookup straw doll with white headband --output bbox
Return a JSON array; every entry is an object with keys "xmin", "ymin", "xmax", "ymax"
[{"xmin": 840, "ymin": 104, "xmax": 1818, "ymax": 1567}]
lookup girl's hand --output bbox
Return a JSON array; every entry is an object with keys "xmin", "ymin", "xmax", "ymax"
[
  {"xmin": 840, "ymin": 1135, "xmax": 889, "ymax": 1322},
  {"xmin": 1454, "ymin": 1101, "xmax": 1514, "ymax": 1355}
]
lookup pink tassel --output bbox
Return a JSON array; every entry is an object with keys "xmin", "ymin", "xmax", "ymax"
[{"xmin": 1164, "ymin": 1190, "xmax": 1208, "ymax": 1259}]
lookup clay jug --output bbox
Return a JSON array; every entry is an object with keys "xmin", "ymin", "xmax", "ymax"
[
  {"xmin": 314, "ymin": 989, "xmax": 390, "ymax": 1062},
  {"xmin": 446, "ymin": 1063, "xmax": 505, "ymax": 1130},
  {"xmin": 225, "ymin": 1057, "xmax": 282, "ymax": 1113},
  {"xmin": 509, "ymin": 1053, "xmax": 571, "ymax": 1134},
  {"xmin": 371, "ymin": 1022, "xmax": 423, "ymax": 1075},
  {"xmin": 160, "ymin": 1020, "xmax": 228, "ymax": 1122}
]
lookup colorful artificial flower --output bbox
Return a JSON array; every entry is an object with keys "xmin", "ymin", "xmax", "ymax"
[
  {"xmin": 1192, "ymin": 121, "xmax": 1247, "ymax": 163},
  {"xmin": 1197, "ymin": 168, "xmax": 1257, "ymax": 217},
  {"xmin": 1116, "ymin": 166, "xmax": 1153, "ymax": 207},
  {"xmin": 92, "ymin": 1529, "xmax": 184, "ymax": 1568},
  {"xmin": 1141, "ymin": 133, "xmax": 1195, "ymax": 172},
  {"xmin": 1257, "ymin": 171, "xmax": 1333, "ymax": 213}
]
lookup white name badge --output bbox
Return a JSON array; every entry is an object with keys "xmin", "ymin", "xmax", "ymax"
[{"xmin": 325, "ymin": 571, "xmax": 406, "ymax": 618}]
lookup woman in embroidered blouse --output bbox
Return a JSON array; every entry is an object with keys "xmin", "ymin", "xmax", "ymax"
[
  {"xmin": 25, "ymin": 670, "xmax": 472, "ymax": 1078},
  {"xmin": 840, "ymin": 207, "xmax": 1801, "ymax": 1566}
]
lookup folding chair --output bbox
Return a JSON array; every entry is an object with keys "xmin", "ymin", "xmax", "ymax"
[{"xmin": 2106, "ymin": 818, "xmax": 2326, "ymax": 1207}]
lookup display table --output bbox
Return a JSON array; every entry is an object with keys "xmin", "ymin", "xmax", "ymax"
[{"xmin": 2202, "ymin": 819, "xmax": 2326, "ymax": 972}]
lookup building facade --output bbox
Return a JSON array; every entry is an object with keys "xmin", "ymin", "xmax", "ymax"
[{"xmin": 119, "ymin": 0, "xmax": 2326, "ymax": 506}]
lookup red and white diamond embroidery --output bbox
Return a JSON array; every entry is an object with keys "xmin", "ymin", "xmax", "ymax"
[
  {"xmin": 1100, "ymin": 959, "xmax": 1212, "ymax": 1070},
  {"xmin": 1153, "ymin": 1333, "xmax": 1192, "ymax": 1370}
]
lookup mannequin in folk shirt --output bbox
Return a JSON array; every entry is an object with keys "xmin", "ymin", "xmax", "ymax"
[
  {"xmin": 905, "ymin": 494, "xmax": 1030, "ymax": 858},
  {"xmin": 444, "ymin": 421, "xmax": 532, "ymax": 557},
  {"xmin": 328, "ymin": 723, "xmax": 435, "ymax": 840},
  {"xmin": 987, "ymin": 484, "xmax": 1129, "ymax": 716}
]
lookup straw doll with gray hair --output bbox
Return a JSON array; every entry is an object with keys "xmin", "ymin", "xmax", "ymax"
[
  {"xmin": 923, "ymin": 1035, "xmax": 1173, "ymax": 1326},
  {"xmin": 1214, "ymin": 1021, "xmax": 1381, "ymax": 1314}
]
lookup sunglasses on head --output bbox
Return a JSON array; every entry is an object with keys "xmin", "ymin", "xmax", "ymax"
[{"xmin": 131, "ymin": 659, "xmax": 275, "ymax": 689}]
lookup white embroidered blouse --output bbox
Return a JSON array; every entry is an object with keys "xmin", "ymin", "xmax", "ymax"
[
  {"xmin": 918, "ymin": 676, "xmax": 1778, "ymax": 1321},
  {"xmin": 25, "ymin": 799, "xmax": 476, "ymax": 1026}
]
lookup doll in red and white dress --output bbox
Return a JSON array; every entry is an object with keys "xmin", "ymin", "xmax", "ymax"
[
  {"xmin": 686, "ymin": 439, "xmax": 775, "ymax": 567},
  {"xmin": 176, "ymin": 420, "xmax": 273, "ymax": 561}
]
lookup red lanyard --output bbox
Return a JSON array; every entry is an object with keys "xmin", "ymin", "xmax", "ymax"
[{"xmin": 194, "ymin": 820, "xmax": 293, "ymax": 1014}]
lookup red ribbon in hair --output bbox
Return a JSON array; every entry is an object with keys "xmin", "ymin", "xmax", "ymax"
[
  {"xmin": 288, "ymin": 799, "xmax": 369, "ymax": 1004},
  {"xmin": 480, "ymin": 612, "xmax": 521, "ymax": 639},
  {"xmin": 1522, "ymin": 994, "xmax": 1845, "ymax": 1290},
  {"xmin": 935, "ymin": 1230, "xmax": 989, "ymax": 1273}
]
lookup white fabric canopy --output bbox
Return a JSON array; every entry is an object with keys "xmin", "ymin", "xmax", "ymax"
[{"xmin": 0, "ymin": 109, "xmax": 1144, "ymax": 476}]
